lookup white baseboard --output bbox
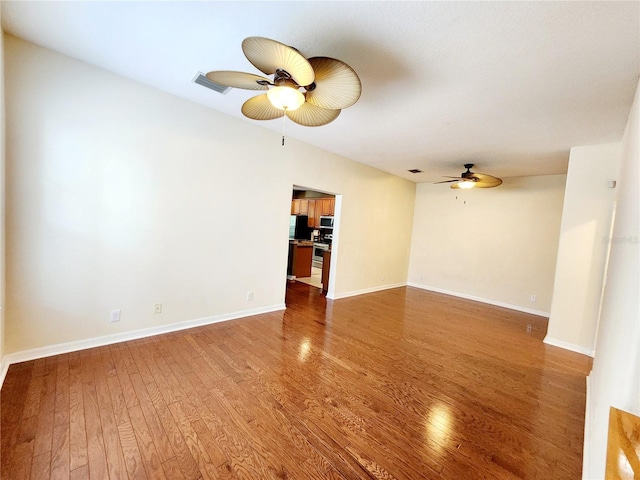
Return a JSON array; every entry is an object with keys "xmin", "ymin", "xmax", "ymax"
[
  {"xmin": 0, "ymin": 303, "xmax": 285, "ymax": 388},
  {"xmin": 0, "ymin": 358, "xmax": 9, "ymax": 391},
  {"xmin": 330, "ymin": 282, "xmax": 407, "ymax": 300},
  {"xmin": 543, "ymin": 336, "xmax": 595, "ymax": 357},
  {"xmin": 408, "ymin": 282, "xmax": 551, "ymax": 317}
]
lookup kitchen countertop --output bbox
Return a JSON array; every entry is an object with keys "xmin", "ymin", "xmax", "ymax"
[{"xmin": 290, "ymin": 240, "xmax": 314, "ymax": 246}]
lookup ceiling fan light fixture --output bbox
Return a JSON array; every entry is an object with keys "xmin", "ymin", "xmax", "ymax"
[
  {"xmin": 267, "ymin": 86, "xmax": 305, "ymax": 111},
  {"xmin": 456, "ymin": 180, "xmax": 475, "ymax": 189}
]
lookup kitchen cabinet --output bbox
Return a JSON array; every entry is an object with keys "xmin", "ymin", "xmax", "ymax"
[
  {"xmin": 313, "ymin": 198, "xmax": 335, "ymax": 227},
  {"xmin": 322, "ymin": 250, "xmax": 331, "ymax": 294},
  {"xmin": 291, "ymin": 198, "xmax": 336, "ymax": 228},
  {"xmin": 290, "ymin": 199, "xmax": 308, "ymax": 215},
  {"xmin": 307, "ymin": 201, "xmax": 316, "ymax": 227},
  {"xmin": 319, "ymin": 198, "xmax": 335, "ymax": 216},
  {"xmin": 288, "ymin": 242, "xmax": 313, "ymax": 278},
  {"xmin": 291, "ymin": 197, "xmax": 335, "ymax": 228}
]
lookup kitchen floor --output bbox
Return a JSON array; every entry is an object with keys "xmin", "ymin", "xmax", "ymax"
[{"xmin": 296, "ymin": 266, "xmax": 322, "ymax": 288}]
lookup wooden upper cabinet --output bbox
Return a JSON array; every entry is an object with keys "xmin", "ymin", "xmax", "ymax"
[
  {"xmin": 290, "ymin": 198, "xmax": 309, "ymax": 215},
  {"xmin": 307, "ymin": 200, "xmax": 316, "ymax": 227},
  {"xmin": 291, "ymin": 197, "xmax": 335, "ymax": 227},
  {"xmin": 320, "ymin": 198, "xmax": 335, "ymax": 216}
]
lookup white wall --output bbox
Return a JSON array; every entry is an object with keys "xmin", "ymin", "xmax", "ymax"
[
  {"xmin": 545, "ymin": 143, "xmax": 621, "ymax": 355},
  {"xmin": 407, "ymin": 175, "xmax": 566, "ymax": 315},
  {"xmin": 3, "ymin": 36, "xmax": 415, "ymax": 356},
  {"xmin": 0, "ymin": 6, "xmax": 5, "ymax": 373},
  {"xmin": 583, "ymin": 80, "xmax": 639, "ymax": 480}
]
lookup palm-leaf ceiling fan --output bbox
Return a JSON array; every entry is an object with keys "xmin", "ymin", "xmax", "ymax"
[
  {"xmin": 435, "ymin": 164, "xmax": 503, "ymax": 189},
  {"xmin": 206, "ymin": 37, "xmax": 362, "ymax": 127}
]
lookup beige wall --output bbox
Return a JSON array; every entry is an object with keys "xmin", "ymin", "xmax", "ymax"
[
  {"xmin": 3, "ymin": 36, "xmax": 415, "ymax": 355},
  {"xmin": 408, "ymin": 175, "xmax": 566, "ymax": 314},
  {"xmin": 0, "ymin": 7, "xmax": 5, "ymax": 370},
  {"xmin": 583, "ymin": 80, "xmax": 639, "ymax": 479},
  {"xmin": 545, "ymin": 143, "xmax": 621, "ymax": 355}
]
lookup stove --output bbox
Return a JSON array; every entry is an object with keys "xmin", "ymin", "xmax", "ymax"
[{"xmin": 312, "ymin": 242, "xmax": 329, "ymax": 268}]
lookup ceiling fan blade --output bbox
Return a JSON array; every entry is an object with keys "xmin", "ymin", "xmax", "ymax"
[
  {"xmin": 305, "ymin": 57, "xmax": 362, "ymax": 110},
  {"xmin": 471, "ymin": 173, "xmax": 503, "ymax": 188},
  {"xmin": 286, "ymin": 102, "xmax": 340, "ymax": 127},
  {"xmin": 241, "ymin": 94, "xmax": 285, "ymax": 121},
  {"xmin": 439, "ymin": 165, "xmax": 503, "ymax": 189},
  {"xmin": 242, "ymin": 37, "xmax": 315, "ymax": 87},
  {"xmin": 450, "ymin": 174, "xmax": 502, "ymax": 189},
  {"xmin": 205, "ymin": 71, "xmax": 269, "ymax": 90}
]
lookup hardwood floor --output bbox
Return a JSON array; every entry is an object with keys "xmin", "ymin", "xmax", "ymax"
[{"xmin": 1, "ymin": 284, "xmax": 591, "ymax": 479}]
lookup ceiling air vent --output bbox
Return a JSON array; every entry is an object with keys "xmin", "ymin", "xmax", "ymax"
[{"xmin": 192, "ymin": 72, "xmax": 231, "ymax": 94}]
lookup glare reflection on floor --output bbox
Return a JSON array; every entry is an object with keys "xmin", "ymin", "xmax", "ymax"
[
  {"xmin": 298, "ymin": 338, "xmax": 312, "ymax": 362},
  {"xmin": 425, "ymin": 403, "xmax": 452, "ymax": 451}
]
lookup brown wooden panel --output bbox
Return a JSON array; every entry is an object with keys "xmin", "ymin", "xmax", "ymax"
[
  {"xmin": 53, "ymin": 355, "xmax": 70, "ymax": 428},
  {"xmin": 128, "ymin": 404, "xmax": 167, "ymax": 480},
  {"xmin": 307, "ymin": 199, "xmax": 316, "ymax": 227},
  {"xmin": 68, "ymin": 354, "xmax": 88, "ymax": 472},
  {"xmin": 30, "ymin": 451, "xmax": 51, "ymax": 479},
  {"xmin": 50, "ymin": 421, "xmax": 70, "ymax": 479},
  {"xmin": 98, "ymin": 406, "xmax": 129, "ymax": 479},
  {"xmin": 322, "ymin": 250, "xmax": 331, "ymax": 293},
  {"xmin": 69, "ymin": 464, "xmax": 88, "ymax": 480},
  {"xmin": 606, "ymin": 406, "xmax": 640, "ymax": 479},
  {"xmin": 293, "ymin": 244, "xmax": 313, "ymax": 278},
  {"xmin": 116, "ymin": 420, "xmax": 146, "ymax": 479},
  {"xmin": 128, "ymin": 372, "xmax": 175, "ymax": 464},
  {"xmin": 161, "ymin": 456, "xmax": 188, "ymax": 480},
  {"xmin": 1, "ymin": 284, "xmax": 592, "ymax": 479},
  {"xmin": 82, "ymin": 380, "xmax": 109, "ymax": 480},
  {"xmin": 32, "ymin": 362, "xmax": 57, "ymax": 457}
]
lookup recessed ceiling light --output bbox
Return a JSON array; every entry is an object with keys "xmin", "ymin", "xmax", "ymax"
[{"xmin": 408, "ymin": 169, "xmax": 423, "ymax": 174}]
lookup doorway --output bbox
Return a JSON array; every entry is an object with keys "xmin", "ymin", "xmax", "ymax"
[{"xmin": 287, "ymin": 186, "xmax": 338, "ymax": 295}]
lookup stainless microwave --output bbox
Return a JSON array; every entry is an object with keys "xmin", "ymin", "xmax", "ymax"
[{"xmin": 319, "ymin": 216, "xmax": 334, "ymax": 229}]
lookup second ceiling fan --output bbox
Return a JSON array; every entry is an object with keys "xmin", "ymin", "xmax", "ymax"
[
  {"xmin": 206, "ymin": 36, "xmax": 362, "ymax": 127},
  {"xmin": 435, "ymin": 164, "xmax": 503, "ymax": 189}
]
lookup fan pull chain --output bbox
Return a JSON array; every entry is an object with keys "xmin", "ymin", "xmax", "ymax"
[{"xmin": 281, "ymin": 108, "xmax": 288, "ymax": 146}]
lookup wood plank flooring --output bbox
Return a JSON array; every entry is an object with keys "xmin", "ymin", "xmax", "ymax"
[{"xmin": 1, "ymin": 284, "xmax": 591, "ymax": 479}]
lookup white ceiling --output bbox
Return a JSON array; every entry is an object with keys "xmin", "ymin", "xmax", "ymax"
[{"xmin": 2, "ymin": 1, "xmax": 639, "ymax": 183}]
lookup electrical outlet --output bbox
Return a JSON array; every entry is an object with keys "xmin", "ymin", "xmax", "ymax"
[
  {"xmin": 154, "ymin": 304, "xmax": 162, "ymax": 314},
  {"xmin": 381, "ymin": 275, "xmax": 385, "ymax": 281},
  {"xmin": 110, "ymin": 309, "xmax": 121, "ymax": 322},
  {"xmin": 530, "ymin": 295, "xmax": 537, "ymax": 302},
  {"xmin": 247, "ymin": 291, "xmax": 253, "ymax": 301}
]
